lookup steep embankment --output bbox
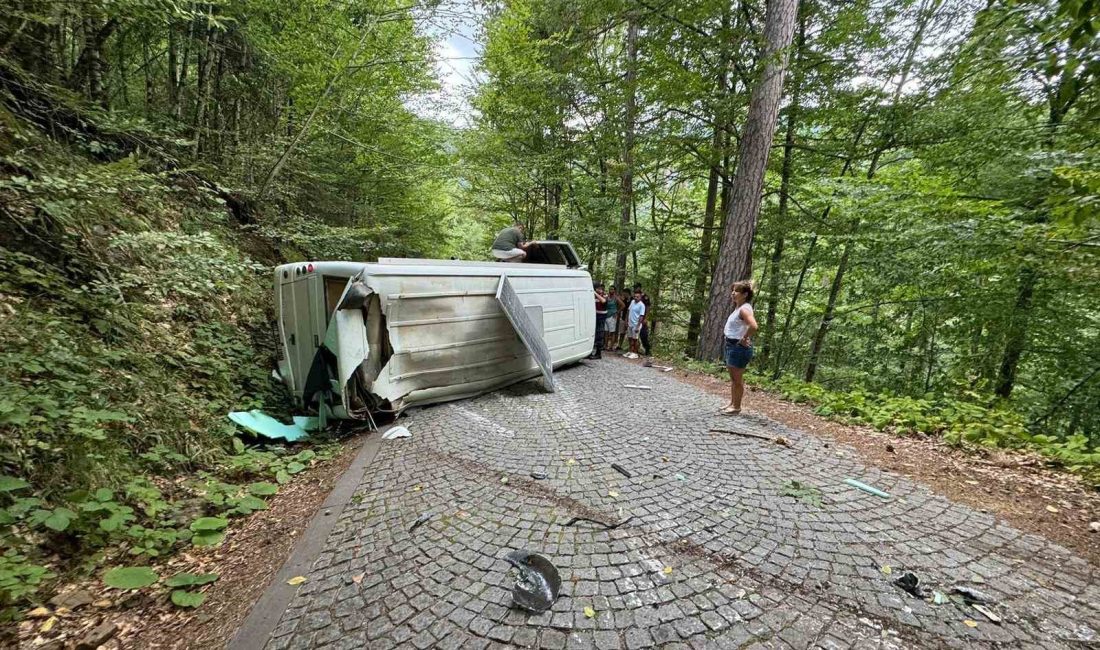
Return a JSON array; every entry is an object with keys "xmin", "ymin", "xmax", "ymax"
[{"xmin": 0, "ymin": 69, "xmax": 332, "ymax": 624}]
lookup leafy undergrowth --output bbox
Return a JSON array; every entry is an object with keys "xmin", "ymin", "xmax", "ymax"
[
  {"xmin": 0, "ymin": 95, "xmax": 345, "ymax": 618},
  {"xmin": 671, "ymin": 357, "xmax": 1100, "ymax": 485}
]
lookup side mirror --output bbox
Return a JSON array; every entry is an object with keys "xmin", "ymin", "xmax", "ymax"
[{"xmin": 338, "ymin": 281, "xmax": 371, "ymax": 310}]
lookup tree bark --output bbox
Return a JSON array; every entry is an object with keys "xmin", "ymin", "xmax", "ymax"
[
  {"xmin": 698, "ymin": 0, "xmax": 799, "ymax": 361},
  {"xmin": 686, "ymin": 124, "xmax": 725, "ymax": 352},
  {"xmin": 167, "ymin": 23, "xmax": 179, "ymax": 114},
  {"xmin": 615, "ymin": 15, "xmax": 638, "ymax": 292},
  {"xmin": 993, "ymin": 78, "xmax": 1074, "ymax": 398},
  {"xmin": 804, "ymin": 241, "xmax": 849, "ymax": 382},
  {"xmin": 994, "ymin": 266, "xmax": 1037, "ymax": 397},
  {"xmin": 69, "ymin": 17, "xmax": 118, "ymax": 104},
  {"xmin": 772, "ymin": 232, "xmax": 816, "ymax": 378},
  {"xmin": 142, "ymin": 37, "xmax": 155, "ymax": 110},
  {"xmin": 193, "ymin": 10, "xmax": 217, "ymax": 154}
]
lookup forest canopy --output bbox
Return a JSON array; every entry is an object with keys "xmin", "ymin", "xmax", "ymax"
[{"xmin": 460, "ymin": 0, "xmax": 1099, "ymax": 453}]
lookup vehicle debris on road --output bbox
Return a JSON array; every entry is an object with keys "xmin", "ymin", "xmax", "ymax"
[
  {"xmin": 894, "ymin": 572, "xmax": 923, "ymax": 598},
  {"xmin": 611, "ymin": 463, "xmax": 633, "ymax": 478},
  {"xmin": 844, "ymin": 478, "xmax": 891, "ymax": 498},
  {"xmin": 504, "ymin": 550, "xmax": 561, "ymax": 613},
  {"xmin": 382, "ymin": 425, "xmax": 411, "ymax": 440},
  {"xmin": 408, "ymin": 512, "xmax": 432, "ymax": 533},
  {"xmin": 564, "ymin": 515, "xmax": 634, "ymax": 530}
]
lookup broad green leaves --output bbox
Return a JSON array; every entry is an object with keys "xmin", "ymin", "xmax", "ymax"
[
  {"xmin": 103, "ymin": 567, "xmax": 159, "ymax": 590},
  {"xmin": 0, "ymin": 477, "xmax": 29, "ymax": 492},
  {"xmin": 171, "ymin": 589, "xmax": 207, "ymax": 608},
  {"xmin": 165, "ymin": 572, "xmax": 219, "ymax": 588},
  {"xmin": 189, "ymin": 517, "xmax": 229, "ymax": 547}
]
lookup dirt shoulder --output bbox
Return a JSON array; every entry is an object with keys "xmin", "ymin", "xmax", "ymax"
[
  {"xmin": 620, "ymin": 355, "xmax": 1100, "ymax": 567},
  {"xmin": 18, "ymin": 435, "xmax": 364, "ymax": 650}
]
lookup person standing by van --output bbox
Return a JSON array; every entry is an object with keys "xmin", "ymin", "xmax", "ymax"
[
  {"xmin": 491, "ymin": 221, "xmax": 530, "ymax": 262},
  {"xmin": 590, "ymin": 283, "xmax": 608, "ymax": 359},
  {"xmin": 604, "ymin": 287, "xmax": 625, "ymax": 351},
  {"xmin": 625, "ymin": 288, "xmax": 646, "ymax": 359},
  {"xmin": 721, "ymin": 281, "xmax": 758, "ymax": 415},
  {"xmin": 634, "ymin": 284, "xmax": 652, "ymax": 356}
]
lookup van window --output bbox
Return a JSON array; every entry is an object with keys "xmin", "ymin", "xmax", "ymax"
[
  {"xmin": 324, "ymin": 276, "xmax": 349, "ymax": 319},
  {"xmin": 525, "ymin": 242, "xmax": 580, "ymax": 268}
]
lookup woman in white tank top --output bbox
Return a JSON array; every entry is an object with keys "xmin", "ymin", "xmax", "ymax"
[{"xmin": 721, "ymin": 281, "xmax": 759, "ymax": 415}]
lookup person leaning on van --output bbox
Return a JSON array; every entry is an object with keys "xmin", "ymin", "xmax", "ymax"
[{"xmin": 491, "ymin": 221, "xmax": 531, "ymax": 262}]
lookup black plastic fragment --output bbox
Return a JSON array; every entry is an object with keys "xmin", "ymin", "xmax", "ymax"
[
  {"xmin": 894, "ymin": 572, "xmax": 923, "ymax": 598},
  {"xmin": 408, "ymin": 512, "xmax": 432, "ymax": 532},
  {"xmin": 504, "ymin": 550, "xmax": 561, "ymax": 613},
  {"xmin": 564, "ymin": 515, "xmax": 634, "ymax": 530},
  {"xmin": 611, "ymin": 463, "xmax": 633, "ymax": 478}
]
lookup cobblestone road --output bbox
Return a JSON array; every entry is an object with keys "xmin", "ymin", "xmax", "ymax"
[{"xmin": 263, "ymin": 360, "xmax": 1098, "ymax": 649}]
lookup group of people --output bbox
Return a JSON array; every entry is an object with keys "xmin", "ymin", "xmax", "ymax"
[
  {"xmin": 491, "ymin": 221, "xmax": 759, "ymax": 415},
  {"xmin": 589, "ymin": 284, "xmax": 651, "ymax": 360}
]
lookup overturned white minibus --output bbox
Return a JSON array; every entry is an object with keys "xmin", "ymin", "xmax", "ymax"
[{"xmin": 273, "ymin": 242, "xmax": 594, "ymax": 421}]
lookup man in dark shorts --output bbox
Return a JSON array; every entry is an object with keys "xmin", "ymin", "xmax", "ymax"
[
  {"xmin": 634, "ymin": 284, "xmax": 652, "ymax": 356},
  {"xmin": 589, "ymin": 283, "xmax": 607, "ymax": 359}
]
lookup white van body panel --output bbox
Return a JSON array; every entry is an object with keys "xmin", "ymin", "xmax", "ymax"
[{"xmin": 273, "ymin": 256, "xmax": 594, "ymax": 418}]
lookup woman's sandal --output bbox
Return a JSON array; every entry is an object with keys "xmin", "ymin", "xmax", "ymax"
[{"xmin": 720, "ymin": 407, "xmax": 741, "ymax": 415}]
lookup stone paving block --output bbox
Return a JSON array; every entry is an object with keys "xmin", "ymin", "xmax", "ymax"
[{"xmin": 259, "ymin": 361, "xmax": 1100, "ymax": 649}]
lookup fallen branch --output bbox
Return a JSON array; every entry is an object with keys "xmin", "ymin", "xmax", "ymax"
[
  {"xmin": 709, "ymin": 428, "xmax": 772, "ymax": 440},
  {"xmin": 564, "ymin": 516, "xmax": 634, "ymax": 530}
]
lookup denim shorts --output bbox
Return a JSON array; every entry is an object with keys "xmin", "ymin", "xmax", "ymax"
[{"xmin": 724, "ymin": 338, "xmax": 754, "ymax": 369}]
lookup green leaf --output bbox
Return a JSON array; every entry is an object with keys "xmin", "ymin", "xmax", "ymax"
[
  {"xmin": 286, "ymin": 461, "xmax": 306, "ymax": 475},
  {"xmin": 171, "ymin": 589, "xmax": 206, "ymax": 608},
  {"xmin": 235, "ymin": 495, "xmax": 267, "ymax": 512},
  {"xmin": 189, "ymin": 516, "xmax": 228, "ymax": 532},
  {"xmin": 275, "ymin": 470, "xmax": 290, "ymax": 484},
  {"xmin": 191, "ymin": 530, "xmax": 225, "ymax": 547},
  {"xmin": 165, "ymin": 572, "xmax": 219, "ymax": 588},
  {"xmin": 232, "ymin": 437, "xmax": 245, "ymax": 454},
  {"xmin": 94, "ymin": 488, "xmax": 114, "ymax": 502},
  {"xmin": 248, "ymin": 482, "xmax": 278, "ymax": 496},
  {"xmin": 104, "ymin": 566, "xmax": 159, "ymax": 590},
  {"xmin": 0, "ymin": 476, "xmax": 30, "ymax": 492},
  {"xmin": 44, "ymin": 507, "xmax": 76, "ymax": 531}
]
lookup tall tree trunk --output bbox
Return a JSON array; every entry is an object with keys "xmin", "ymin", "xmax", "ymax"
[
  {"xmin": 686, "ymin": 125, "xmax": 725, "ymax": 352},
  {"xmin": 772, "ymin": 232, "xmax": 816, "ymax": 378},
  {"xmin": 761, "ymin": 13, "xmax": 805, "ymax": 367},
  {"xmin": 994, "ymin": 97, "xmax": 1070, "ymax": 398},
  {"xmin": 193, "ymin": 11, "xmax": 217, "ymax": 154},
  {"xmin": 994, "ymin": 266, "xmax": 1037, "ymax": 397},
  {"xmin": 69, "ymin": 17, "xmax": 117, "ymax": 104},
  {"xmin": 175, "ymin": 19, "xmax": 194, "ymax": 119},
  {"xmin": 804, "ymin": 241, "xmax": 849, "ymax": 382},
  {"xmin": 142, "ymin": 37, "xmax": 155, "ymax": 110},
  {"xmin": 615, "ymin": 15, "xmax": 638, "ymax": 292},
  {"xmin": 167, "ymin": 24, "xmax": 179, "ymax": 114},
  {"xmin": 698, "ymin": 0, "xmax": 800, "ymax": 361}
]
